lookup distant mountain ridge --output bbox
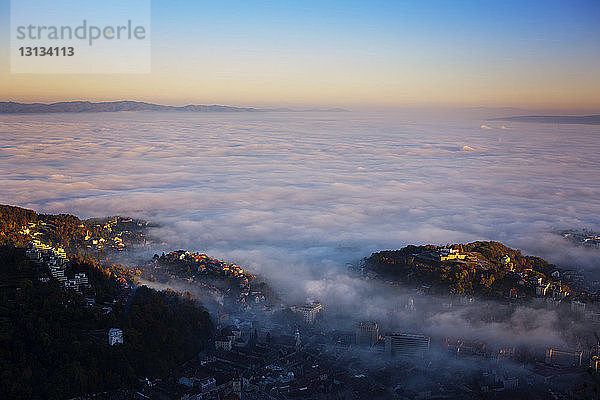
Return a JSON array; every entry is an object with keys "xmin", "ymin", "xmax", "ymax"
[
  {"xmin": 489, "ymin": 114, "xmax": 600, "ymax": 125},
  {"xmin": 0, "ymin": 101, "xmax": 258, "ymax": 114},
  {"xmin": 0, "ymin": 101, "xmax": 349, "ymax": 114}
]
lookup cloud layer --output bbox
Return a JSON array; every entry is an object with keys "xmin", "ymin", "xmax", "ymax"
[{"xmin": 1, "ymin": 111, "xmax": 599, "ymax": 293}]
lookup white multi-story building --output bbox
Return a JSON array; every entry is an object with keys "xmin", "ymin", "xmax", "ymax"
[
  {"xmin": 64, "ymin": 279, "xmax": 79, "ymax": 291},
  {"xmin": 26, "ymin": 240, "xmax": 70, "ymax": 283},
  {"xmin": 50, "ymin": 267, "xmax": 67, "ymax": 283},
  {"xmin": 74, "ymin": 272, "xmax": 89, "ymax": 286},
  {"xmin": 25, "ymin": 246, "xmax": 42, "ymax": 264},
  {"xmin": 108, "ymin": 328, "xmax": 123, "ymax": 346},
  {"xmin": 292, "ymin": 302, "xmax": 323, "ymax": 324}
]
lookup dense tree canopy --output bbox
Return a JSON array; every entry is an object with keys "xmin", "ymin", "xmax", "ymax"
[
  {"xmin": 0, "ymin": 246, "xmax": 213, "ymax": 400},
  {"xmin": 366, "ymin": 241, "xmax": 558, "ymax": 297}
]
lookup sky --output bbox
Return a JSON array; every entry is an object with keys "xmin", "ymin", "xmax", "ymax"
[{"xmin": 0, "ymin": 0, "xmax": 599, "ymax": 111}]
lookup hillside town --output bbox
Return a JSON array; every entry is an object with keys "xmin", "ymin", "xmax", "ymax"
[
  {"xmin": 560, "ymin": 229, "xmax": 600, "ymax": 249},
  {"xmin": 139, "ymin": 293, "xmax": 600, "ymax": 400},
  {"xmin": 83, "ymin": 216, "xmax": 151, "ymax": 252},
  {"xmin": 22, "ymin": 235, "xmax": 133, "ymax": 345},
  {"xmin": 129, "ymin": 245, "xmax": 600, "ymax": 400},
  {"xmin": 2, "ymin": 206, "xmax": 600, "ymax": 399},
  {"xmin": 16, "ymin": 234, "xmax": 600, "ymax": 399}
]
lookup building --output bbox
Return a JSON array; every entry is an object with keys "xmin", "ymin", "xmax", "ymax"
[
  {"xmin": 26, "ymin": 240, "xmax": 71, "ymax": 284},
  {"xmin": 231, "ymin": 376, "xmax": 242, "ymax": 398},
  {"xmin": 591, "ymin": 355, "xmax": 599, "ymax": 373},
  {"xmin": 214, "ymin": 327, "xmax": 237, "ymax": 350},
  {"xmin": 74, "ymin": 272, "xmax": 89, "ymax": 286},
  {"xmin": 25, "ymin": 245, "xmax": 42, "ymax": 264},
  {"xmin": 291, "ymin": 302, "xmax": 323, "ymax": 324},
  {"xmin": 501, "ymin": 255, "xmax": 515, "ymax": 270},
  {"xmin": 215, "ymin": 335, "xmax": 233, "ymax": 351},
  {"xmin": 385, "ymin": 333, "xmax": 430, "ymax": 357},
  {"xmin": 108, "ymin": 328, "xmax": 123, "ymax": 346},
  {"xmin": 355, "ymin": 321, "xmax": 379, "ymax": 347},
  {"xmin": 545, "ymin": 348, "xmax": 583, "ymax": 367},
  {"xmin": 502, "ymin": 377, "xmax": 519, "ymax": 390},
  {"xmin": 50, "ymin": 267, "xmax": 67, "ymax": 283},
  {"xmin": 438, "ymin": 248, "xmax": 467, "ymax": 262},
  {"xmin": 552, "ymin": 288, "xmax": 568, "ymax": 300},
  {"xmin": 571, "ymin": 300, "xmax": 586, "ymax": 315},
  {"xmin": 64, "ymin": 279, "xmax": 79, "ymax": 291},
  {"xmin": 179, "ymin": 375, "xmax": 216, "ymax": 393},
  {"xmin": 444, "ymin": 338, "xmax": 486, "ymax": 356},
  {"xmin": 536, "ymin": 283, "xmax": 550, "ymax": 296}
]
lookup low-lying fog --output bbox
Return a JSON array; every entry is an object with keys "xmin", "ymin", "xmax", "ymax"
[{"xmin": 2, "ymin": 111, "xmax": 599, "ymax": 315}]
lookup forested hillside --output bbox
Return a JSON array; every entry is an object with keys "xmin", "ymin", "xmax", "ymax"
[
  {"xmin": 0, "ymin": 204, "xmax": 214, "ymax": 399},
  {"xmin": 366, "ymin": 241, "xmax": 560, "ymax": 297}
]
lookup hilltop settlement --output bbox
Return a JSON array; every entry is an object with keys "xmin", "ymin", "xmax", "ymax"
[{"xmin": 1, "ymin": 204, "xmax": 599, "ymax": 400}]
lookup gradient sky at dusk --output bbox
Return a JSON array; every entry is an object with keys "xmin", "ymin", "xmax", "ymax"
[{"xmin": 1, "ymin": 0, "xmax": 599, "ymax": 110}]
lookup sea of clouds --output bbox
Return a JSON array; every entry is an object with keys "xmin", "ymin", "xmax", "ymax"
[{"xmin": 1, "ymin": 110, "xmax": 599, "ymax": 311}]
